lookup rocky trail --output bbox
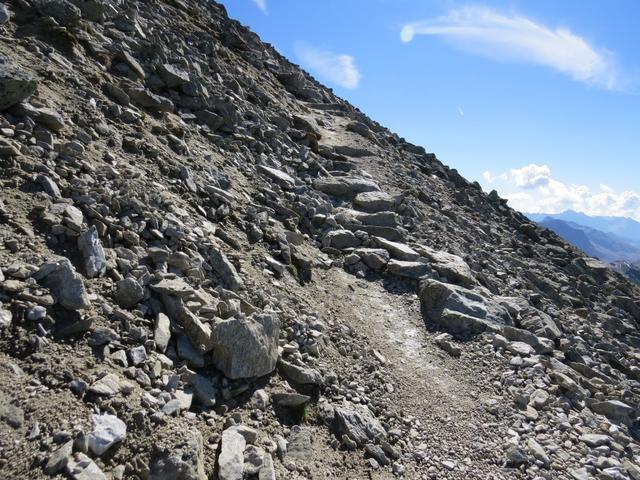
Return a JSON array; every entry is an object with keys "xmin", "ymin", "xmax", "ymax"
[{"xmin": 0, "ymin": 0, "xmax": 640, "ymax": 479}]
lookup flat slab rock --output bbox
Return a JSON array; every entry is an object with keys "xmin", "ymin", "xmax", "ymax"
[{"xmin": 313, "ymin": 176, "xmax": 380, "ymax": 198}]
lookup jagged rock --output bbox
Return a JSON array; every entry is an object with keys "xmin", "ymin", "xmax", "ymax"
[
  {"xmin": 331, "ymin": 403, "xmax": 387, "ymax": 447},
  {"xmin": 278, "ymin": 359, "xmax": 323, "ymax": 386},
  {"xmin": 158, "ymin": 64, "xmax": 190, "ymax": 88},
  {"xmin": 0, "ymin": 303, "xmax": 11, "ymax": 327},
  {"xmin": 65, "ymin": 453, "xmax": 107, "ymax": 480},
  {"xmin": 257, "ymin": 165, "xmax": 296, "ymax": 190},
  {"xmin": 218, "ymin": 428, "xmax": 246, "ymax": 480},
  {"xmin": 0, "ymin": 56, "xmax": 38, "ymax": 111},
  {"xmin": 210, "ymin": 248, "xmax": 243, "ymax": 290},
  {"xmin": 114, "ymin": 277, "xmax": 144, "ymax": 308},
  {"xmin": 419, "ymin": 279, "xmax": 512, "ymax": 333},
  {"xmin": 149, "ymin": 429, "xmax": 206, "ymax": 480},
  {"xmin": 34, "ymin": 259, "xmax": 90, "ymax": 310},
  {"xmin": 77, "ymin": 227, "xmax": 106, "ymax": 278},
  {"xmin": 87, "ymin": 413, "xmax": 126, "ymax": 456},
  {"xmin": 34, "ymin": 0, "xmax": 82, "ymax": 26},
  {"xmin": 211, "ymin": 314, "xmax": 279, "ymax": 379}
]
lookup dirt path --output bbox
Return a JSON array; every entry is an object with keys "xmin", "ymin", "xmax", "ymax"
[{"xmin": 312, "ymin": 268, "xmax": 510, "ymax": 479}]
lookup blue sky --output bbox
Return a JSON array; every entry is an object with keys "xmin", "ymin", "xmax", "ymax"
[{"xmin": 220, "ymin": 0, "xmax": 640, "ymax": 220}]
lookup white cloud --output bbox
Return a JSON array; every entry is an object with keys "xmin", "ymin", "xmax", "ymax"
[
  {"xmin": 252, "ymin": 0, "xmax": 267, "ymax": 14},
  {"xmin": 400, "ymin": 6, "xmax": 620, "ymax": 90},
  {"xmin": 457, "ymin": 106, "xmax": 464, "ymax": 116},
  {"xmin": 483, "ymin": 163, "xmax": 640, "ymax": 220},
  {"xmin": 509, "ymin": 164, "xmax": 551, "ymax": 188},
  {"xmin": 295, "ymin": 43, "xmax": 362, "ymax": 89}
]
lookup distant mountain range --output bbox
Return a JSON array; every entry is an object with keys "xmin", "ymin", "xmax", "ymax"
[
  {"xmin": 527, "ymin": 210, "xmax": 640, "ymax": 244},
  {"xmin": 526, "ymin": 211, "xmax": 640, "ymax": 264}
]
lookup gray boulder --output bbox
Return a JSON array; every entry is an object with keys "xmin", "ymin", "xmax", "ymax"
[
  {"xmin": 0, "ymin": 56, "xmax": 37, "ymax": 111},
  {"xmin": 313, "ymin": 176, "xmax": 380, "ymax": 198},
  {"xmin": 419, "ymin": 279, "xmax": 512, "ymax": 333},
  {"xmin": 353, "ymin": 191, "xmax": 396, "ymax": 212},
  {"xmin": 34, "ymin": 259, "xmax": 90, "ymax": 310},
  {"xmin": 211, "ymin": 314, "xmax": 280, "ymax": 379}
]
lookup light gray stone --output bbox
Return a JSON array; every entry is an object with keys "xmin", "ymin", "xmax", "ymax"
[
  {"xmin": 154, "ymin": 313, "xmax": 171, "ymax": 353},
  {"xmin": 87, "ymin": 414, "xmax": 126, "ymax": 456},
  {"xmin": 219, "ymin": 428, "xmax": 246, "ymax": 480},
  {"xmin": 211, "ymin": 314, "xmax": 280, "ymax": 379},
  {"xmin": 77, "ymin": 226, "xmax": 106, "ymax": 278}
]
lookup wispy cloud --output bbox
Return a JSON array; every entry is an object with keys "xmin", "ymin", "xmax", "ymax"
[
  {"xmin": 294, "ymin": 43, "xmax": 362, "ymax": 89},
  {"xmin": 252, "ymin": 0, "xmax": 267, "ymax": 14},
  {"xmin": 483, "ymin": 163, "xmax": 640, "ymax": 220},
  {"xmin": 457, "ymin": 106, "xmax": 464, "ymax": 116},
  {"xmin": 400, "ymin": 6, "xmax": 621, "ymax": 90}
]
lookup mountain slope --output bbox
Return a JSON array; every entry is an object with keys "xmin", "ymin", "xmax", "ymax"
[
  {"xmin": 536, "ymin": 217, "xmax": 640, "ymax": 262},
  {"xmin": 0, "ymin": 1, "xmax": 639, "ymax": 480}
]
